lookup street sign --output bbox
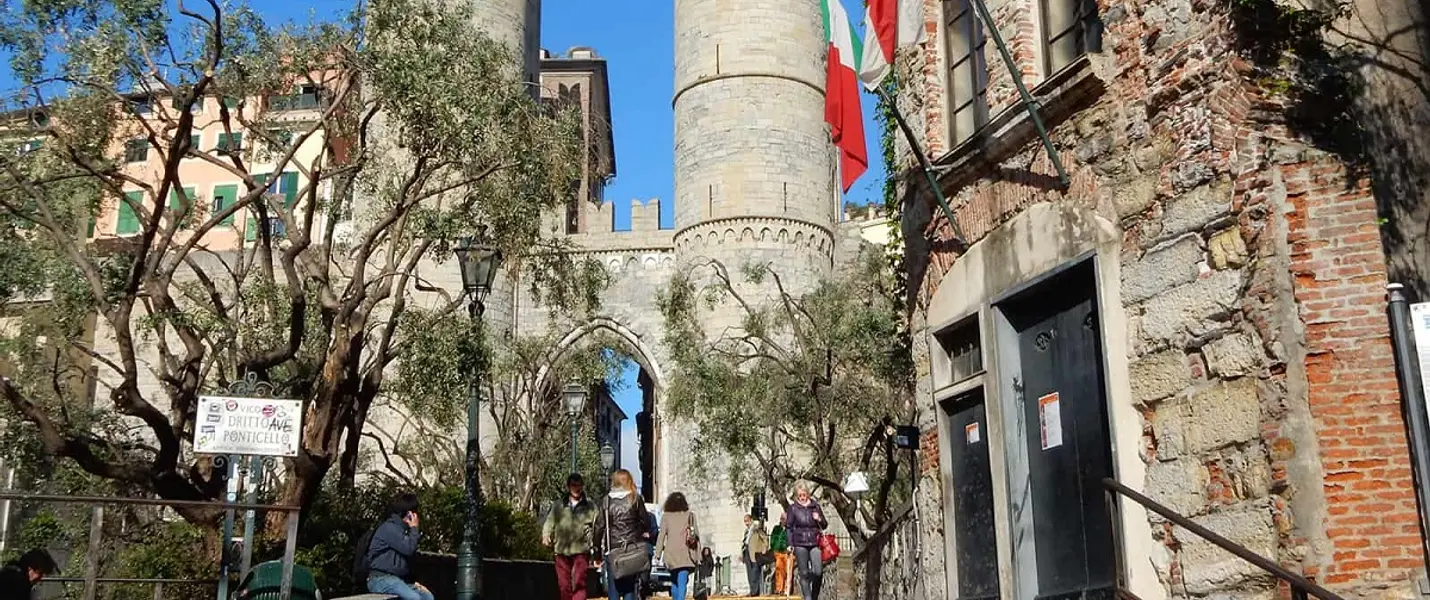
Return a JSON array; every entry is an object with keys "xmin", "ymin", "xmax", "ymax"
[
  {"xmin": 1412, "ymin": 303, "xmax": 1430, "ymax": 406},
  {"xmin": 194, "ymin": 395, "xmax": 302, "ymax": 457}
]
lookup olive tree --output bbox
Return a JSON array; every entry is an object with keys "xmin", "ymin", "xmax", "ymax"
[
  {"xmin": 0, "ymin": 0, "xmax": 604, "ymax": 525},
  {"xmin": 657, "ymin": 249, "xmax": 915, "ymax": 544}
]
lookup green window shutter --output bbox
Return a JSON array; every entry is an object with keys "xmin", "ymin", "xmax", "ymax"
[
  {"xmin": 86, "ymin": 215, "xmax": 96, "ymax": 238},
  {"xmin": 246, "ymin": 174, "xmax": 270, "ymax": 242},
  {"xmin": 117, "ymin": 191, "xmax": 142, "ymax": 235},
  {"xmin": 281, "ymin": 172, "xmax": 299, "ymax": 207},
  {"xmin": 217, "ymin": 132, "xmax": 243, "ymax": 153},
  {"xmin": 213, "ymin": 184, "xmax": 238, "ymax": 226},
  {"xmin": 188, "ymin": 134, "xmax": 201, "ymax": 157}
]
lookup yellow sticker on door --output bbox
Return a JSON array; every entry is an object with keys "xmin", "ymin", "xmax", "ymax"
[{"xmin": 1038, "ymin": 392, "xmax": 1063, "ymax": 450}]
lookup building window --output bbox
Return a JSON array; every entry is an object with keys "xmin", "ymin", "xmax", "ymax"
[
  {"xmin": 124, "ymin": 139, "xmax": 148, "ymax": 163},
  {"xmin": 131, "ymin": 97, "xmax": 153, "ymax": 115},
  {"xmin": 245, "ymin": 172, "xmax": 299, "ymax": 241},
  {"xmin": 184, "ymin": 134, "xmax": 201, "ymax": 159},
  {"xmin": 168, "ymin": 186, "xmax": 196, "ymax": 227},
  {"xmin": 213, "ymin": 184, "xmax": 238, "ymax": 226},
  {"xmin": 1041, "ymin": 0, "xmax": 1102, "ymax": 75},
  {"xmin": 116, "ymin": 191, "xmax": 143, "ymax": 235},
  {"xmin": 270, "ymin": 85, "xmax": 322, "ymax": 111},
  {"xmin": 935, "ymin": 319, "xmax": 983, "ymax": 386},
  {"xmin": 944, "ymin": 0, "xmax": 990, "ymax": 146},
  {"xmin": 170, "ymin": 95, "xmax": 200, "ymax": 114},
  {"xmin": 216, "ymin": 132, "xmax": 243, "ymax": 155}
]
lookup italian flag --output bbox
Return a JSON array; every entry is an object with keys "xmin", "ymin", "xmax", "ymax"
[
  {"xmin": 859, "ymin": 0, "xmax": 927, "ymax": 90},
  {"xmin": 821, "ymin": 0, "xmax": 868, "ymax": 193}
]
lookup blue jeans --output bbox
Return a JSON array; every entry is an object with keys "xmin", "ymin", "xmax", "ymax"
[
  {"xmin": 368, "ymin": 573, "xmax": 434, "ymax": 600},
  {"xmin": 792, "ymin": 547, "xmax": 823, "ymax": 600},
  {"xmin": 671, "ymin": 568, "xmax": 691, "ymax": 600}
]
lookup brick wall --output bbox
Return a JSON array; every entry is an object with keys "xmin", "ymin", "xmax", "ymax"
[{"xmin": 1284, "ymin": 157, "xmax": 1422, "ymax": 585}]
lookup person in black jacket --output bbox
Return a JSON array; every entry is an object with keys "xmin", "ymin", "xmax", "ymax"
[
  {"xmin": 593, "ymin": 469, "xmax": 650, "ymax": 600},
  {"xmin": 0, "ymin": 549, "xmax": 57, "ymax": 600},
  {"xmin": 365, "ymin": 492, "xmax": 432, "ymax": 600}
]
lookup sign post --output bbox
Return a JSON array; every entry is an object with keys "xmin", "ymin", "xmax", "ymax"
[
  {"xmin": 1387, "ymin": 284, "xmax": 1430, "ymax": 577},
  {"xmin": 198, "ymin": 373, "xmax": 302, "ymax": 600}
]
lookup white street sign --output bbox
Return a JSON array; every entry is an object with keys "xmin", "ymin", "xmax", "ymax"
[
  {"xmin": 194, "ymin": 395, "xmax": 303, "ymax": 457},
  {"xmin": 1411, "ymin": 303, "xmax": 1430, "ymax": 406}
]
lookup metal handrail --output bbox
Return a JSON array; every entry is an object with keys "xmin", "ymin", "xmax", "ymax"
[
  {"xmin": 1102, "ymin": 477, "xmax": 1345, "ymax": 600},
  {"xmin": 0, "ymin": 492, "xmax": 300, "ymax": 512}
]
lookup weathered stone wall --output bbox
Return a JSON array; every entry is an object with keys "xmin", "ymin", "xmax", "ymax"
[{"xmin": 886, "ymin": 0, "xmax": 1426, "ymax": 598}]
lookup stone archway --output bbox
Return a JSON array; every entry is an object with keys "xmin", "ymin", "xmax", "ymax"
[{"xmin": 536, "ymin": 316, "xmax": 669, "ymax": 501}]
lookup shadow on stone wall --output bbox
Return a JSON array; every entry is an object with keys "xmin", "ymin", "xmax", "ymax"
[{"xmin": 411, "ymin": 553, "xmax": 581, "ymax": 600}]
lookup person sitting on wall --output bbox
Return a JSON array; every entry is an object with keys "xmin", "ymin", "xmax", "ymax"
[
  {"xmin": 0, "ymin": 549, "xmax": 59, "ymax": 599},
  {"xmin": 366, "ymin": 492, "xmax": 433, "ymax": 600}
]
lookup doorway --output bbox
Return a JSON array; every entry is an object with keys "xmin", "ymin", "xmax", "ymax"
[{"xmin": 997, "ymin": 260, "xmax": 1115, "ymax": 600}]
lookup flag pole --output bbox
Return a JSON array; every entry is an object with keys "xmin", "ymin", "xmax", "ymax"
[
  {"xmin": 874, "ymin": 86, "xmax": 968, "ymax": 247},
  {"xmin": 968, "ymin": 0, "xmax": 1070, "ymax": 187}
]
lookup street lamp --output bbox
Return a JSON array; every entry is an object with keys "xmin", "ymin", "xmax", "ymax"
[
  {"xmin": 454, "ymin": 228, "xmax": 502, "ymax": 600},
  {"xmin": 599, "ymin": 443, "xmax": 616, "ymax": 474},
  {"xmin": 564, "ymin": 383, "xmax": 587, "ymax": 474}
]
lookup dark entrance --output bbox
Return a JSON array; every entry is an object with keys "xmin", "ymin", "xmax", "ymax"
[
  {"xmin": 944, "ymin": 388, "xmax": 1000, "ymax": 600},
  {"xmin": 1000, "ymin": 262, "xmax": 1115, "ymax": 600}
]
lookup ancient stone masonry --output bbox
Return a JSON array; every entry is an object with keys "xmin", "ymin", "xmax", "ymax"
[{"xmin": 889, "ymin": 0, "xmax": 1426, "ymax": 598}]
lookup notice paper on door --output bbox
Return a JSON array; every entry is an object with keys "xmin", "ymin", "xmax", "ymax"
[
  {"xmin": 965, "ymin": 422, "xmax": 981, "ymax": 445},
  {"xmin": 1039, "ymin": 392, "xmax": 1063, "ymax": 450}
]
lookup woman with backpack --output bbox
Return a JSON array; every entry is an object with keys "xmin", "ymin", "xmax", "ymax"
[
  {"xmin": 594, "ymin": 469, "xmax": 651, "ymax": 600},
  {"xmin": 653, "ymin": 492, "xmax": 700, "ymax": 600},
  {"xmin": 783, "ymin": 481, "xmax": 828, "ymax": 600}
]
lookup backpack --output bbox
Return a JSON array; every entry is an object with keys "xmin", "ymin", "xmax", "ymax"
[{"xmin": 351, "ymin": 525, "xmax": 379, "ymax": 582}]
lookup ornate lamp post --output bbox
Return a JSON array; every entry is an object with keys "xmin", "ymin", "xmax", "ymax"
[
  {"xmin": 564, "ymin": 383, "xmax": 588, "ymax": 474},
  {"xmin": 599, "ymin": 443, "xmax": 616, "ymax": 475},
  {"xmin": 454, "ymin": 227, "xmax": 502, "ymax": 600}
]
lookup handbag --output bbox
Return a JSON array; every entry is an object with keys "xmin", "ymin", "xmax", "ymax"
[
  {"xmin": 685, "ymin": 513, "xmax": 699, "ymax": 550},
  {"xmin": 605, "ymin": 497, "xmax": 652, "ymax": 580},
  {"xmin": 818, "ymin": 534, "xmax": 840, "ymax": 563}
]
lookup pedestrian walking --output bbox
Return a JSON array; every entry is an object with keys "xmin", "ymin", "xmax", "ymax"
[
  {"xmin": 544, "ymin": 473, "xmax": 600, "ymax": 600},
  {"xmin": 594, "ymin": 469, "xmax": 651, "ymax": 600},
  {"xmin": 0, "ymin": 549, "xmax": 57, "ymax": 600},
  {"xmin": 770, "ymin": 521, "xmax": 792, "ymax": 596},
  {"xmin": 740, "ymin": 514, "xmax": 770, "ymax": 596},
  {"xmin": 654, "ymin": 492, "xmax": 701, "ymax": 600},
  {"xmin": 364, "ymin": 492, "xmax": 434, "ymax": 600},
  {"xmin": 697, "ymin": 547, "xmax": 715, "ymax": 593},
  {"xmin": 783, "ymin": 482, "xmax": 828, "ymax": 600}
]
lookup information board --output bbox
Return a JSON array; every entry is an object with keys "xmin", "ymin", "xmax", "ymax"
[{"xmin": 194, "ymin": 395, "xmax": 303, "ymax": 457}]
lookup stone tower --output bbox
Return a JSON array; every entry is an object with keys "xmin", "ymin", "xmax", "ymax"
[
  {"xmin": 466, "ymin": 0, "xmax": 541, "ymax": 86},
  {"xmin": 669, "ymin": 0, "xmax": 841, "ymax": 569}
]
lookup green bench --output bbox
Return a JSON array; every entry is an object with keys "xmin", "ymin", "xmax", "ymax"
[{"xmin": 235, "ymin": 560, "xmax": 322, "ymax": 600}]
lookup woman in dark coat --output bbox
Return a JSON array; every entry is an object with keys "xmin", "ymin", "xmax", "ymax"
[
  {"xmin": 595, "ymin": 469, "xmax": 651, "ymax": 600},
  {"xmin": 782, "ymin": 481, "xmax": 828, "ymax": 600}
]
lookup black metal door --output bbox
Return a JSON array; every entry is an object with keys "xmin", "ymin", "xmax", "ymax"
[
  {"xmin": 947, "ymin": 389, "xmax": 1000, "ymax": 600},
  {"xmin": 1004, "ymin": 267, "xmax": 1114, "ymax": 600}
]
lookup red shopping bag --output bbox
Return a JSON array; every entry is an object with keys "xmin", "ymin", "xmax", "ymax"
[{"xmin": 818, "ymin": 534, "xmax": 840, "ymax": 563}]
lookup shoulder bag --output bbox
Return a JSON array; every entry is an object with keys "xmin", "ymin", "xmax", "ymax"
[{"xmin": 605, "ymin": 497, "xmax": 652, "ymax": 581}]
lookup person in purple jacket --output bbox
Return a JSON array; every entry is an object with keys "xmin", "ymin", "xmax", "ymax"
[{"xmin": 781, "ymin": 481, "xmax": 828, "ymax": 600}]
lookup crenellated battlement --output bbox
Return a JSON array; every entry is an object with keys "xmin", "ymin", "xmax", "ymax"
[{"xmin": 580, "ymin": 197, "xmax": 669, "ymax": 235}]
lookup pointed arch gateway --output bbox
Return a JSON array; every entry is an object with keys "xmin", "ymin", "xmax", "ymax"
[{"xmin": 536, "ymin": 316, "xmax": 669, "ymax": 502}]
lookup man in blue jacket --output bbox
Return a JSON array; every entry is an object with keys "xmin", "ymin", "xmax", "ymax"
[{"xmin": 366, "ymin": 492, "xmax": 433, "ymax": 600}]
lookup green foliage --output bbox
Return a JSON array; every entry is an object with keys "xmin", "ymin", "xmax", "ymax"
[
  {"xmin": 1229, "ymin": 0, "xmax": 1366, "ymax": 165},
  {"xmin": 658, "ymin": 250, "xmax": 914, "ymax": 527},
  {"xmin": 287, "ymin": 476, "xmax": 546, "ymax": 595}
]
